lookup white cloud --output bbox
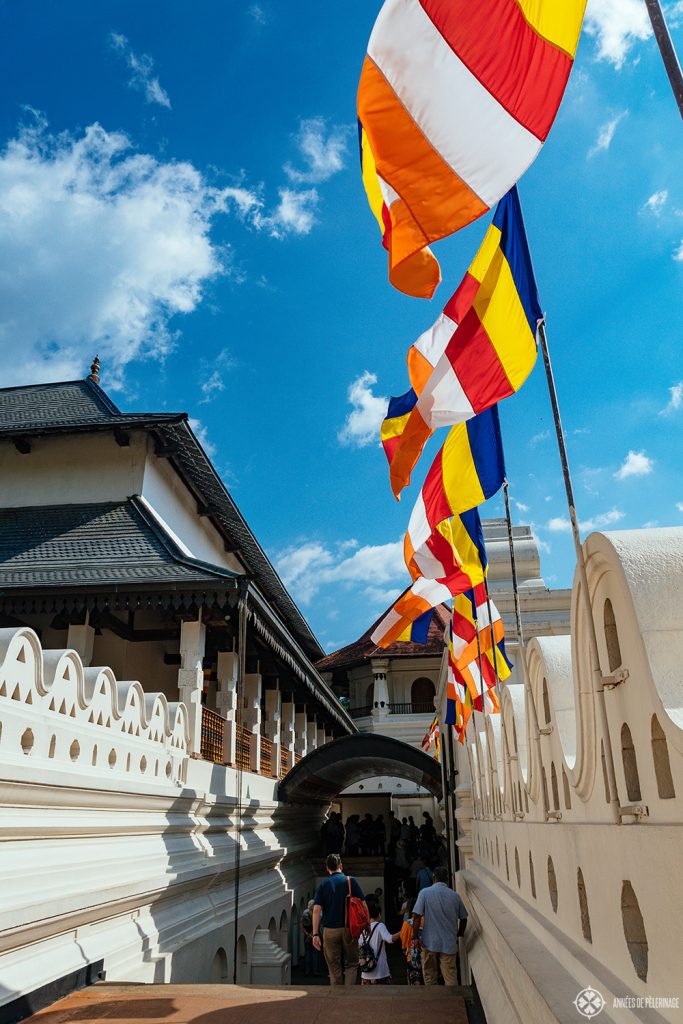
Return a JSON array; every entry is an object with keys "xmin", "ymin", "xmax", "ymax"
[
  {"xmin": 660, "ymin": 381, "xmax": 683, "ymax": 415},
  {"xmin": 263, "ymin": 187, "xmax": 318, "ymax": 237},
  {"xmin": 285, "ymin": 118, "xmax": 349, "ymax": 185},
  {"xmin": 642, "ymin": 189, "xmax": 668, "ymax": 216},
  {"xmin": 199, "ymin": 370, "xmax": 225, "ymax": 404},
  {"xmin": 248, "ymin": 4, "xmax": 267, "ymax": 24},
  {"xmin": 529, "ymin": 429, "xmax": 550, "ymax": 447},
  {"xmin": 674, "ymin": 240, "xmax": 683, "ymax": 262},
  {"xmin": 513, "ymin": 499, "xmax": 530, "ymax": 513},
  {"xmin": 584, "ymin": 0, "xmax": 652, "ymax": 68},
  {"xmin": 275, "ymin": 536, "xmax": 404, "ymax": 605},
  {"xmin": 676, "ymin": 502, "xmax": 683, "ymax": 512},
  {"xmin": 0, "ymin": 117, "xmax": 229, "ymax": 386},
  {"xmin": 338, "ymin": 371, "xmax": 388, "ymax": 448},
  {"xmin": 588, "ymin": 111, "xmax": 628, "ymax": 157},
  {"xmin": 188, "ymin": 417, "xmax": 217, "ymax": 459},
  {"xmin": 614, "ymin": 450, "xmax": 654, "ymax": 479},
  {"xmin": 110, "ymin": 32, "xmax": 172, "ymax": 109},
  {"xmin": 199, "ymin": 349, "xmax": 234, "ymax": 404},
  {"xmin": 547, "ymin": 508, "xmax": 625, "ymax": 532}
]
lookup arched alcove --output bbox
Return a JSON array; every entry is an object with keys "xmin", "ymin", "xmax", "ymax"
[
  {"xmin": 542, "ymin": 678, "xmax": 551, "ymax": 724},
  {"xmin": 365, "ymin": 682, "xmax": 374, "ymax": 709},
  {"xmin": 621, "ymin": 724, "xmax": 642, "ymax": 802},
  {"xmin": 551, "ymin": 762, "xmax": 560, "ymax": 811},
  {"xmin": 235, "ymin": 935, "xmax": 249, "ymax": 985},
  {"xmin": 268, "ymin": 917, "xmax": 277, "ymax": 942},
  {"xmin": 651, "ymin": 715, "xmax": 675, "ymax": 799},
  {"xmin": 542, "ymin": 767, "xmax": 550, "ymax": 814},
  {"xmin": 209, "ymin": 947, "xmax": 228, "ymax": 983},
  {"xmin": 604, "ymin": 598, "xmax": 622, "ymax": 672},
  {"xmin": 577, "ymin": 868, "xmax": 592, "ymax": 943},
  {"xmin": 496, "ymin": 836, "xmax": 500, "ymax": 868},
  {"xmin": 411, "ymin": 677, "xmax": 435, "ymax": 713},
  {"xmin": 621, "ymin": 881, "xmax": 648, "ymax": 981},
  {"xmin": 600, "ymin": 741, "xmax": 611, "ymax": 803},
  {"xmin": 279, "ymin": 910, "xmax": 289, "ymax": 951},
  {"xmin": 529, "ymin": 852, "xmax": 536, "ymax": 899},
  {"xmin": 290, "ymin": 905, "xmax": 300, "ymax": 965},
  {"xmin": 514, "ymin": 847, "xmax": 521, "ymax": 888},
  {"xmin": 547, "ymin": 856, "xmax": 558, "ymax": 913},
  {"xmin": 505, "ymin": 843, "xmax": 509, "ymax": 882}
]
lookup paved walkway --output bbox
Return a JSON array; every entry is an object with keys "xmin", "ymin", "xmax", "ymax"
[{"xmin": 27, "ymin": 983, "xmax": 473, "ymax": 1024}]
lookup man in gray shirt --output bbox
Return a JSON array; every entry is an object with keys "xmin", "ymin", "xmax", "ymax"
[{"xmin": 412, "ymin": 866, "xmax": 467, "ymax": 985}]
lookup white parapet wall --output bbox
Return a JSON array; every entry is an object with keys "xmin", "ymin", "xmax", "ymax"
[
  {"xmin": 454, "ymin": 528, "xmax": 683, "ymax": 1024},
  {"xmin": 0, "ymin": 627, "xmax": 322, "ymax": 1004}
]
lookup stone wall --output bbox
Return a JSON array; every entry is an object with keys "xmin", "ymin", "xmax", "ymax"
[{"xmin": 452, "ymin": 528, "xmax": 683, "ymax": 1024}]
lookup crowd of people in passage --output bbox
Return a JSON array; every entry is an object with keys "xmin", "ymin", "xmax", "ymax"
[{"xmin": 307, "ymin": 845, "xmax": 467, "ymax": 987}]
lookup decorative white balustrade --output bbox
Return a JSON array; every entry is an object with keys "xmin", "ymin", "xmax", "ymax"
[
  {"xmin": 0, "ymin": 627, "xmax": 190, "ymax": 785},
  {"xmin": 454, "ymin": 528, "xmax": 683, "ymax": 1024}
]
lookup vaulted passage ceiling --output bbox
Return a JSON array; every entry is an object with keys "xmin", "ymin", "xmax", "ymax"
[{"xmin": 278, "ymin": 733, "xmax": 442, "ymax": 804}]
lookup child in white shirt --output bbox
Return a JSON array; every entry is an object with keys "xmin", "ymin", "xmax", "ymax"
[{"xmin": 359, "ymin": 898, "xmax": 401, "ymax": 985}]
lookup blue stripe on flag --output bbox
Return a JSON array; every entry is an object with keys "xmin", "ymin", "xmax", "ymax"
[
  {"xmin": 386, "ymin": 388, "xmax": 417, "ymax": 419},
  {"xmin": 411, "ymin": 609, "xmax": 433, "ymax": 644},
  {"xmin": 492, "ymin": 186, "xmax": 543, "ymax": 337},
  {"xmin": 465, "ymin": 405, "xmax": 505, "ymax": 501},
  {"xmin": 459, "ymin": 508, "xmax": 488, "ymax": 573}
]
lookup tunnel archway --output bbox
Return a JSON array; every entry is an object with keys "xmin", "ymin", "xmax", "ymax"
[{"xmin": 278, "ymin": 733, "xmax": 442, "ymax": 804}]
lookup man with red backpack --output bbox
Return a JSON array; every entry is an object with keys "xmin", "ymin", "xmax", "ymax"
[{"xmin": 312, "ymin": 853, "xmax": 368, "ymax": 985}]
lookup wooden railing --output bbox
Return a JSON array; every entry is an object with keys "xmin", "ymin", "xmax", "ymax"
[
  {"xmin": 200, "ymin": 706, "xmax": 224, "ymax": 764},
  {"xmin": 279, "ymin": 749, "xmax": 291, "ymax": 779},
  {"xmin": 260, "ymin": 735, "xmax": 273, "ymax": 777},
  {"xmin": 236, "ymin": 725, "xmax": 251, "ymax": 772},
  {"xmin": 391, "ymin": 701, "xmax": 435, "ymax": 715},
  {"xmin": 350, "ymin": 705, "xmax": 373, "ymax": 719}
]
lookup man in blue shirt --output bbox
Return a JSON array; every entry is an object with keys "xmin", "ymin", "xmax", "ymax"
[
  {"xmin": 312, "ymin": 853, "xmax": 367, "ymax": 985},
  {"xmin": 412, "ymin": 866, "xmax": 468, "ymax": 985}
]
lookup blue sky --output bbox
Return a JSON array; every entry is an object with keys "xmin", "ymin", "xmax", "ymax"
[{"xmin": 0, "ymin": 1, "xmax": 681, "ymax": 652}]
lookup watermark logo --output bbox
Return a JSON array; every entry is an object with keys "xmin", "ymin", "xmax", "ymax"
[{"xmin": 574, "ymin": 987, "xmax": 606, "ymax": 1018}]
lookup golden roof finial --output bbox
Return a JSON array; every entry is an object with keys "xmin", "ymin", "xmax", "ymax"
[{"xmin": 88, "ymin": 355, "xmax": 100, "ymax": 384}]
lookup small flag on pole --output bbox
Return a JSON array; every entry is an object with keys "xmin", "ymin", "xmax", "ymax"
[{"xmin": 421, "ymin": 715, "xmax": 441, "ymax": 761}]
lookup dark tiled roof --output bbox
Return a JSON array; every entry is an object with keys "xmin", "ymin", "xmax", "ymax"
[
  {"xmin": 315, "ymin": 603, "xmax": 450, "ymax": 673},
  {"xmin": 0, "ymin": 378, "xmax": 322, "ymax": 658},
  {"xmin": 0, "ymin": 498, "xmax": 240, "ymax": 590},
  {"xmin": 0, "ymin": 379, "xmax": 180, "ymax": 434}
]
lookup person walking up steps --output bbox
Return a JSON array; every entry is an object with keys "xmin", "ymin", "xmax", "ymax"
[
  {"xmin": 313, "ymin": 853, "xmax": 368, "ymax": 986},
  {"xmin": 412, "ymin": 866, "xmax": 467, "ymax": 986},
  {"xmin": 358, "ymin": 897, "xmax": 401, "ymax": 985}
]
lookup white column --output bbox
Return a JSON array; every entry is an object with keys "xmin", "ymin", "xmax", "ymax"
[
  {"xmin": 306, "ymin": 714, "xmax": 318, "ymax": 752},
  {"xmin": 67, "ymin": 624, "xmax": 95, "ymax": 667},
  {"xmin": 370, "ymin": 657, "xmax": 391, "ymax": 719},
  {"xmin": 243, "ymin": 672, "xmax": 262, "ymax": 773},
  {"xmin": 264, "ymin": 683, "xmax": 282, "ymax": 778},
  {"xmin": 178, "ymin": 619, "xmax": 206, "ymax": 755},
  {"xmin": 281, "ymin": 698, "xmax": 296, "ymax": 770},
  {"xmin": 216, "ymin": 651, "xmax": 238, "ymax": 765},
  {"xmin": 316, "ymin": 725, "xmax": 327, "ymax": 748},
  {"xmin": 295, "ymin": 708, "xmax": 308, "ymax": 760}
]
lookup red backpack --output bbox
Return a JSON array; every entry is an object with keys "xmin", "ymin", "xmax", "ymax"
[{"xmin": 346, "ymin": 876, "xmax": 370, "ymax": 939}]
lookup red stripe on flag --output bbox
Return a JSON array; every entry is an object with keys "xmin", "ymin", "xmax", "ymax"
[
  {"xmin": 442, "ymin": 272, "xmax": 480, "ymax": 326},
  {"xmin": 445, "ymin": 311, "xmax": 514, "ymax": 411},
  {"xmin": 418, "ymin": 0, "xmax": 573, "ymax": 141},
  {"xmin": 421, "ymin": 451, "xmax": 453, "ymax": 531}
]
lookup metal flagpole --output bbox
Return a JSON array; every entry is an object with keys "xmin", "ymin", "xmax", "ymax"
[
  {"xmin": 483, "ymin": 577, "xmax": 503, "ymax": 707},
  {"xmin": 503, "ymin": 480, "xmax": 547, "ymax": 818},
  {"xmin": 643, "ymin": 0, "xmax": 683, "ymax": 119},
  {"xmin": 537, "ymin": 321, "xmax": 621, "ymax": 821}
]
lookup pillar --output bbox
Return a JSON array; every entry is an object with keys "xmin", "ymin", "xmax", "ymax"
[
  {"xmin": 178, "ymin": 619, "xmax": 206, "ymax": 755},
  {"xmin": 216, "ymin": 651, "xmax": 238, "ymax": 765},
  {"xmin": 280, "ymin": 697, "xmax": 297, "ymax": 772},
  {"xmin": 67, "ymin": 624, "xmax": 95, "ymax": 667},
  {"xmin": 306, "ymin": 714, "xmax": 318, "ymax": 752},
  {"xmin": 243, "ymin": 671, "xmax": 262, "ymax": 773},
  {"xmin": 370, "ymin": 658, "xmax": 391, "ymax": 719},
  {"xmin": 295, "ymin": 707, "xmax": 308, "ymax": 759},
  {"xmin": 264, "ymin": 683, "xmax": 282, "ymax": 778},
  {"xmin": 316, "ymin": 724, "xmax": 327, "ymax": 748}
]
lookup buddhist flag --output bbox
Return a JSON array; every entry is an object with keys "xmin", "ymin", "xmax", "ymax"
[
  {"xmin": 383, "ymin": 188, "xmax": 540, "ymax": 497},
  {"xmin": 395, "ymin": 608, "xmax": 434, "ymax": 644},
  {"xmin": 357, "ymin": 0, "xmax": 586, "ymax": 298},
  {"xmin": 450, "ymin": 585, "xmax": 506, "ymax": 671},
  {"xmin": 421, "ymin": 715, "xmax": 441, "ymax": 760}
]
